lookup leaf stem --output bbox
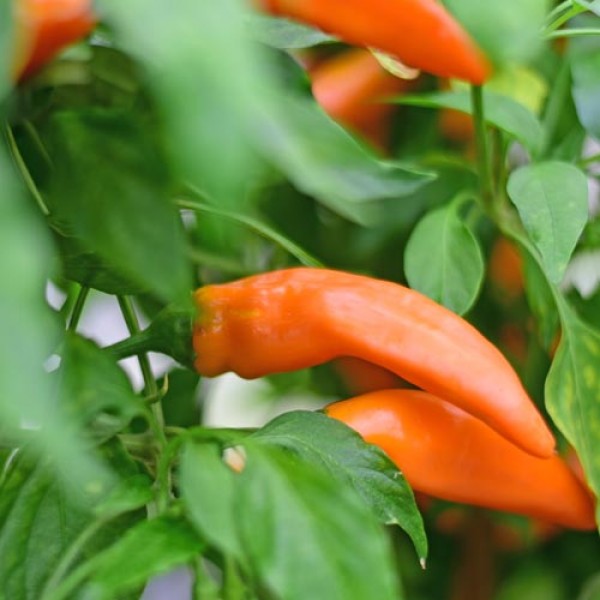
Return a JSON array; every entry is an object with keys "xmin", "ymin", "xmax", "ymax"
[
  {"xmin": 545, "ymin": 4, "xmax": 586, "ymax": 34},
  {"xmin": 470, "ymin": 85, "xmax": 494, "ymax": 209},
  {"xmin": 67, "ymin": 286, "xmax": 90, "ymax": 331},
  {"xmin": 547, "ymin": 27, "xmax": 600, "ymax": 38},
  {"xmin": 4, "ymin": 124, "xmax": 50, "ymax": 216}
]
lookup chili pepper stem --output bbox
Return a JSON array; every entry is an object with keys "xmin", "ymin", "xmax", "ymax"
[{"xmin": 105, "ymin": 328, "xmax": 156, "ymax": 361}]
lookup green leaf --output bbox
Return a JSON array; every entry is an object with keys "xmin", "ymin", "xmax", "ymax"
[
  {"xmin": 93, "ymin": 474, "xmax": 154, "ymax": 520},
  {"xmin": 250, "ymin": 411, "xmax": 427, "ymax": 562},
  {"xmin": 568, "ymin": 15, "xmax": 600, "ymax": 140},
  {"xmin": 59, "ymin": 332, "xmax": 144, "ymax": 438},
  {"xmin": 180, "ymin": 442, "xmax": 242, "ymax": 559},
  {"xmin": 261, "ymin": 95, "xmax": 435, "ymax": 225},
  {"xmin": 507, "ymin": 162, "xmax": 589, "ymax": 284},
  {"xmin": 78, "ymin": 516, "xmax": 206, "ymax": 600},
  {"xmin": 404, "ymin": 204, "xmax": 484, "ymax": 315},
  {"xmin": 397, "ymin": 90, "xmax": 543, "ymax": 155},
  {"xmin": 443, "ymin": 0, "xmax": 549, "ymax": 67},
  {"xmin": 0, "ymin": 443, "xmax": 144, "ymax": 600},
  {"xmin": 45, "ymin": 109, "xmax": 191, "ymax": 303},
  {"xmin": 161, "ymin": 369, "xmax": 201, "ymax": 428},
  {"xmin": 0, "ymin": 146, "xmax": 113, "ymax": 502},
  {"xmin": 237, "ymin": 445, "xmax": 403, "ymax": 600},
  {"xmin": 98, "ymin": 0, "xmax": 265, "ymax": 204},
  {"xmin": 247, "ymin": 15, "xmax": 336, "ymax": 48},
  {"xmin": 0, "ymin": 1, "xmax": 12, "ymax": 95},
  {"xmin": 545, "ymin": 302, "xmax": 600, "ymax": 525}
]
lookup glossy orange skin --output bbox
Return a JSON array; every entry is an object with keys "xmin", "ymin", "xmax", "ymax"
[
  {"xmin": 13, "ymin": 0, "xmax": 96, "ymax": 80},
  {"xmin": 254, "ymin": 0, "xmax": 491, "ymax": 84},
  {"xmin": 310, "ymin": 49, "xmax": 410, "ymax": 150},
  {"xmin": 326, "ymin": 390, "xmax": 596, "ymax": 530},
  {"xmin": 193, "ymin": 268, "xmax": 554, "ymax": 458}
]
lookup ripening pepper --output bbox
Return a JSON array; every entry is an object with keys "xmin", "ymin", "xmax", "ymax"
[
  {"xmin": 190, "ymin": 268, "xmax": 554, "ymax": 458},
  {"xmin": 253, "ymin": 0, "xmax": 491, "ymax": 84},
  {"xmin": 12, "ymin": 0, "xmax": 96, "ymax": 80},
  {"xmin": 309, "ymin": 48, "xmax": 413, "ymax": 150},
  {"xmin": 325, "ymin": 389, "xmax": 596, "ymax": 530}
]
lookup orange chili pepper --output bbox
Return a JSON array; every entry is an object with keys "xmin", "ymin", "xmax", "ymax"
[
  {"xmin": 253, "ymin": 0, "xmax": 491, "ymax": 83},
  {"xmin": 192, "ymin": 267, "xmax": 554, "ymax": 458},
  {"xmin": 334, "ymin": 357, "xmax": 405, "ymax": 395},
  {"xmin": 12, "ymin": 0, "xmax": 96, "ymax": 80},
  {"xmin": 310, "ymin": 48, "xmax": 411, "ymax": 150},
  {"xmin": 326, "ymin": 389, "xmax": 596, "ymax": 530}
]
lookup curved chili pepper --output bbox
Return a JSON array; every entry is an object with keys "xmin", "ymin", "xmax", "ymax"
[
  {"xmin": 310, "ymin": 49, "xmax": 412, "ymax": 150},
  {"xmin": 325, "ymin": 389, "xmax": 596, "ymax": 530},
  {"xmin": 254, "ymin": 0, "xmax": 491, "ymax": 84},
  {"xmin": 13, "ymin": 0, "xmax": 96, "ymax": 80},
  {"xmin": 192, "ymin": 267, "xmax": 554, "ymax": 458}
]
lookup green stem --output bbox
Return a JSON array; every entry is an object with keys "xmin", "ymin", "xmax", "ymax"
[
  {"xmin": 176, "ymin": 197, "xmax": 323, "ymax": 268},
  {"xmin": 547, "ymin": 27, "xmax": 600, "ymax": 38},
  {"xmin": 470, "ymin": 85, "xmax": 494, "ymax": 209},
  {"xmin": 546, "ymin": 0, "xmax": 573, "ymax": 24},
  {"xmin": 545, "ymin": 4, "xmax": 586, "ymax": 33},
  {"xmin": 540, "ymin": 60, "xmax": 570, "ymax": 156},
  {"xmin": 578, "ymin": 151, "xmax": 600, "ymax": 167},
  {"xmin": 4, "ymin": 125, "xmax": 50, "ymax": 216},
  {"xmin": 223, "ymin": 555, "xmax": 247, "ymax": 600},
  {"xmin": 193, "ymin": 558, "xmax": 221, "ymax": 600},
  {"xmin": 67, "ymin": 286, "xmax": 90, "ymax": 331},
  {"xmin": 105, "ymin": 328, "xmax": 155, "ymax": 361}
]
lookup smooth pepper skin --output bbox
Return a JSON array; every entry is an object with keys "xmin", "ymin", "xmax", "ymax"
[
  {"xmin": 193, "ymin": 267, "xmax": 555, "ymax": 458},
  {"xmin": 310, "ymin": 48, "xmax": 412, "ymax": 150},
  {"xmin": 254, "ymin": 0, "xmax": 491, "ymax": 84},
  {"xmin": 326, "ymin": 390, "xmax": 596, "ymax": 530},
  {"xmin": 12, "ymin": 0, "xmax": 96, "ymax": 80}
]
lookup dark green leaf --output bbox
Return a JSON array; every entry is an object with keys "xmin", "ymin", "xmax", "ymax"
[
  {"xmin": 247, "ymin": 15, "xmax": 336, "ymax": 48},
  {"xmin": 237, "ymin": 445, "xmax": 403, "ymax": 600},
  {"xmin": 404, "ymin": 205, "xmax": 484, "ymax": 315},
  {"xmin": 507, "ymin": 162, "xmax": 588, "ymax": 283},
  {"xmin": 397, "ymin": 90, "xmax": 543, "ymax": 156},
  {"xmin": 444, "ymin": 0, "xmax": 549, "ymax": 66},
  {"xmin": 545, "ymin": 302, "xmax": 600, "ymax": 525},
  {"xmin": 161, "ymin": 369, "xmax": 201, "ymax": 428},
  {"xmin": 45, "ymin": 109, "xmax": 191, "ymax": 303},
  {"xmin": 79, "ymin": 516, "xmax": 205, "ymax": 600},
  {"xmin": 93, "ymin": 474, "xmax": 154, "ymax": 520},
  {"xmin": 251, "ymin": 410, "xmax": 427, "ymax": 561}
]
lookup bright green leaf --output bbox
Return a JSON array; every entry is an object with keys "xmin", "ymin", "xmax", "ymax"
[
  {"xmin": 546, "ymin": 302, "xmax": 600, "ymax": 525},
  {"xmin": 251, "ymin": 410, "xmax": 427, "ymax": 562},
  {"xmin": 180, "ymin": 442, "xmax": 242, "ymax": 560},
  {"xmin": 507, "ymin": 162, "xmax": 589, "ymax": 284},
  {"xmin": 397, "ymin": 90, "xmax": 543, "ymax": 155},
  {"xmin": 404, "ymin": 204, "xmax": 484, "ymax": 314},
  {"xmin": 78, "ymin": 516, "xmax": 205, "ymax": 600}
]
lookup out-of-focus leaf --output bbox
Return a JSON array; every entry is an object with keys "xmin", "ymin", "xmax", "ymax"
[
  {"xmin": 507, "ymin": 162, "xmax": 588, "ymax": 284},
  {"xmin": 0, "ymin": 147, "xmax": 113, "ymax": 503},
  {"xmin": 247, "ymin": 15, "xmax": 336, "ymax": 48},
  {"xmin": 397, "ymin": 90, "xmax": 543, "ymax": 155},
  {"xmin": 569, "ymin": 15, "xmax": 600, "ymax": 140},
  {"xmin": 545, "ymin": 301, "xmax": 600, "ymax": 525},
  {"xmin": 251, "ymin": 410, "xmax": 427, "ymax": 561},
  {"xmin": 260, "ymin": 95, "xmax": 435, "ymax": 225},
  {"xmin": 404, "ymin": 204, "xmax": 484, "ymax": 315},
  {"xmin": 0, "ymin": 442, "xmax": 145, "ymax": 600},
  {"xmin": 444, "ymin": 0, "xmax": 549, "ymax": 67},
  {"xmin": 45, "ymin": 109, "xmax": 191, "ymax": 303},
  {"xmin": 59, "ymin": 332, "xmax": 144, "ymax": 438}
]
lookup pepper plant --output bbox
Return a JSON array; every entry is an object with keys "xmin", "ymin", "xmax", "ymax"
[{"xmin": 1, "ymin": 1, "xmax": 600, "ymax": 599}]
